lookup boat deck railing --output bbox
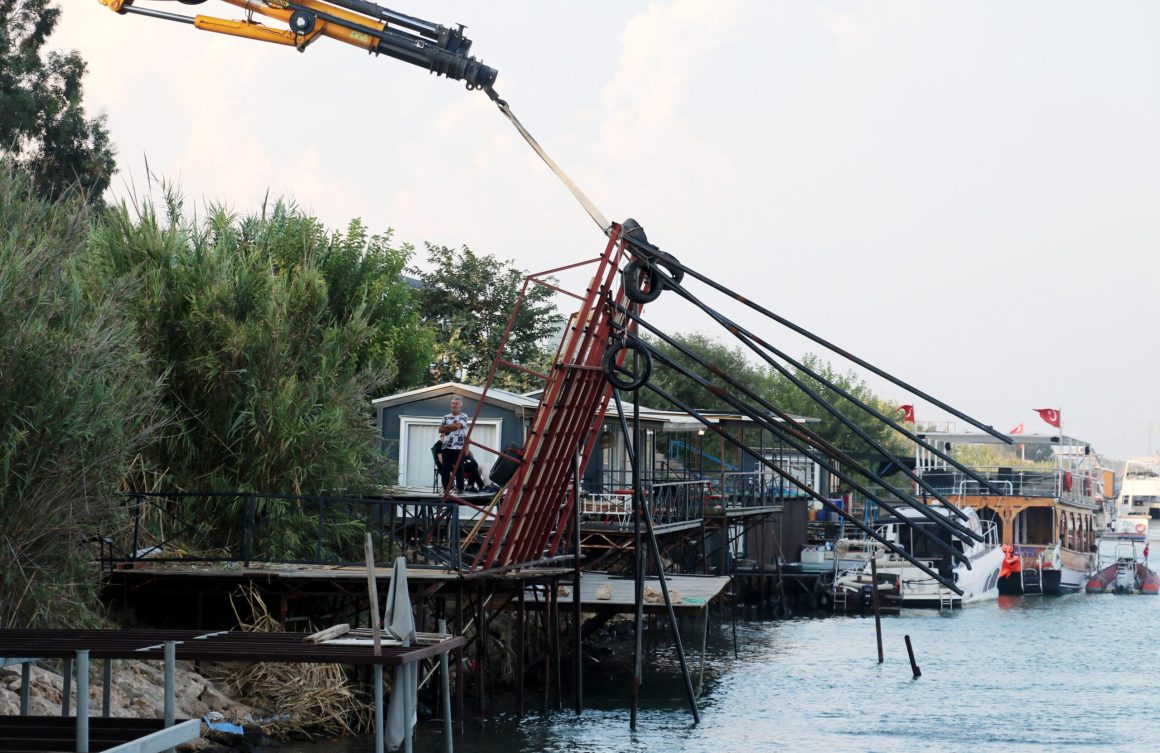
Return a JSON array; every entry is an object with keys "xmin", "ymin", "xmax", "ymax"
[{"xmin": 918, "ymin": 466, "xmax": 1103, "ymax": 502}]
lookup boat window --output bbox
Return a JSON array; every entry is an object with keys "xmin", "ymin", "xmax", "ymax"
[{"xmin": 909, "ymin": 523, "xmax": 951, "ymax": 559}]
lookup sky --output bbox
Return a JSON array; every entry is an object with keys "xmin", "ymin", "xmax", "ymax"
[{"xmin": 53, "ymin": 1, "xmax": 1160, "ymax": 460}]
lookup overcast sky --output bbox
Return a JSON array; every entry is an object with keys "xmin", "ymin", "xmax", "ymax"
[{"xmin": 54, "ymin": 1, "xmax": 1160, "ymax": 460}]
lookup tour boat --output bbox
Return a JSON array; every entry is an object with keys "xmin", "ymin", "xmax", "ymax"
[
  {"xmin": 1085, "ymin": 533, "xmax": 1159, "ymax": 594},
  {"xmin": 913, "ymin": 431, "xmax": 1102, "ymax": 595}
]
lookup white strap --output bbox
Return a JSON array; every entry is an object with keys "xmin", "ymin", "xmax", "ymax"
[{"xmin": 494, "ymin": 98, "xmax": 612, "ymax": 235}]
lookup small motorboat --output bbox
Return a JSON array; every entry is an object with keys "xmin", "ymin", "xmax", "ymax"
[{"xmin": 1085, "ymin": 535, "xmax": 1159, "ymax": 594}]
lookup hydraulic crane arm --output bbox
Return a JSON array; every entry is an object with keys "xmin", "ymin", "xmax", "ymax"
[{"xmin": 99, "ymin": 0, "xmax": 498, "ymax": 90}]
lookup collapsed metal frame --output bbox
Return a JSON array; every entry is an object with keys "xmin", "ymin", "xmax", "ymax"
[{"xmin": 443, "ymin": 214, "xmax": 1009, "ymax": 728}]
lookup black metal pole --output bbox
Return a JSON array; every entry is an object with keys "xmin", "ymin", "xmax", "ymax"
[
  {"xmin": 624, "ymin": 241, "xmax": 1010, "ymax": 443},
  {"xmin": 624, "ymin": 292, "xmax": 1009, "ymax": 497},
  {"xmin": 905, "ymin": 635, "xmax": 921, "ymax": 678},
  {"xmin": 645, "ymin": 383, "xmax": 963, "ymax": 594},
  {"xmin": 517, "ymin": 582, "xmax": 525, "ymax": 717},
  {"xmin": 573, "ymin": 446, "xmax": 584, "ymax": 716},
  {"xmin": 639, "ymin": 343, "xmax": 980, "ymax": 557},
  {"xmin": 641, "ymin": 493, "xmax": 701, "ymax": 724},
  {"xmin": 629, "ymin": 382, "xmax": 643, "ymax": 731},
  {"xmin": 870, "ymin": 556, "xmax": 884, "ymax": 664},
  {"xmin": 625, "ymin": 317, "xmax": 982, "ymax": 541}
]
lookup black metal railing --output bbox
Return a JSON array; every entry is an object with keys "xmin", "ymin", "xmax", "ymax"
[{"xmin": 101, "ymin": 492, "xmax": 462, "ymax": 571}]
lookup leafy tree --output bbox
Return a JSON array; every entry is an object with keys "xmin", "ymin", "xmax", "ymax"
[
  {"xmin": 0, "ymin": 160, "xmax": 162, "ymax": 627},
  {"xmin": 251, "ymin": 209, "xmax": 433, "ymax": 395},
  {"xmin": 761, "ymin": 353, "xmax": 905, "ymax": 454},
  {"xmin": 0, "ymin": 0, "xmax": 116, "ymax": 202},
  {"xmin": 89, "ymin": 195, "xmax": 420, "ymax": 494},
  {"xmin": 414, "ymin": 244, "xmax": 562, "ymax": 391},
  {"xmin": 644, "ymin": 331, "xmax": 766, "ymax": 412}
]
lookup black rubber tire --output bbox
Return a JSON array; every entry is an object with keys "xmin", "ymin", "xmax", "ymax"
[
  {"xmin": 654, "ymin": 250, "xmax": 685, "ymax": 286},
  {"xmin": 603, "ymin": 341, "xmax": 653, "ymax": 391},
  {"xmin": 622, "ymin": 258, "xmax": 663, "ymax": 304}
]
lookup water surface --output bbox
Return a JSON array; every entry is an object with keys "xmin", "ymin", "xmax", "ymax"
[{"xmin": 296, "ymin": 526, "xmax": 1160, "ymax": 753}]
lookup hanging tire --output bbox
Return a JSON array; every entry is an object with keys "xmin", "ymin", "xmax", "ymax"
[
  {"xmin": 622, "ymin": 258, "xmax": 663, "ymax": 303},
  {"xmin": 654, "ymin": 250, "xmax": 685, "ymax": 286},
  {"xmin": 603, "ymin": 340, "xmax": 653, "ymax": 391}
]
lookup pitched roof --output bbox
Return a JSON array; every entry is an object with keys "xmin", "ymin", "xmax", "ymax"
[{"xmin": 372, "ymin": 382, "xmax": 540, "ymax": 411}]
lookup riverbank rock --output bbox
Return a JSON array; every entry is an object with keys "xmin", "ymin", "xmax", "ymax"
[{"xmin": 0, "ymin": 659, "xmax": 254, "ymax": 721}]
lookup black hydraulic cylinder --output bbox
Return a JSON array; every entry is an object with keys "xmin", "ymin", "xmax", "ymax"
[
  {"xmin": 322, "ymin": 0, "xmax": 441, "ymax": 38},
  {"xmin": 284, "ymin": 0, "xmax": 497, "ymax": 87}
]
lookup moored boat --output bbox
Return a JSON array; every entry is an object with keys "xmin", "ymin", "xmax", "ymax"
[
  {"xmin": 1085, "ymin": 533, "xmax": 1159, "ymax": 594},
  {"xmin": 836, "ymin": 504, "xmax": 1002, "ymax": 608},
  {"xmin": 914, "ymin": 431, "xmax": 1102, "ymax": 595}
]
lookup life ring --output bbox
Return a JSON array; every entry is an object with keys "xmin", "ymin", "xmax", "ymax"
[{"xmin": 1136, "ymin": 523, "xmax": 1147, "ymax": 533}]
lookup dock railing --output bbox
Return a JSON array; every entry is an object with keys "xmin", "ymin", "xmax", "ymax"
[{"xmin": 100, "ymin": 492, "xmax": 462, "ymax": 571}]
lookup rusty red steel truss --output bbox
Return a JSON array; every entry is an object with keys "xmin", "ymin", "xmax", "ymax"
[{"xmin": 441, "ymin": 222, "xmax": 645, "ymax": 570}]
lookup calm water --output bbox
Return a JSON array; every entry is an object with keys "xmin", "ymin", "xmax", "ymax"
[{"xmin": 299, "ymin": 525, "xmax": 1160, "ymax": 753}]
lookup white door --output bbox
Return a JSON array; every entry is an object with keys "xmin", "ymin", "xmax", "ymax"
[{"xmin": 400, "ymin": 418, "xmax": 501, "ymax": 488}]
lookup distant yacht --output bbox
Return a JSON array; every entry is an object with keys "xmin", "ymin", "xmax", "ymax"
[{"xmin": 1116, "ymin": 456, "xmax": 1160, "ymax": 528}]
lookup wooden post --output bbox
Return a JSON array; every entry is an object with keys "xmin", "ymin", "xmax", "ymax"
[
  {"xmin": 870, "ymin": 556, "xmax": 884, "ymax": 663},
  {"xmin": 364, "ymin": 534, "xmax": 381, "ymax": 657}
]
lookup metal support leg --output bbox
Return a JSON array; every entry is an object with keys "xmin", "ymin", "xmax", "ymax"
[
  {"xmin": 517, "ymin": 584, "xmax": 525, "ymax": 717},
  {"xmin": 76, "ymin": 651, "xmax": 89, "ymax": 753},
  {"xmin": 573, "ymin": 447, "xmax": 584, "ymax": 716},
  {"xmin": 403, "ymin": 664, "xmax": 414, "ymax": 753},
  {"xmin": 102, "ymin": 659, "xmax": 112, "ymax": 717},
  {"xmin": 20, "ymin": 662, "xmax": 31, "ymax": 715},
  {"xmin": 164, "ymin": 641, "xmax": 176, "ymax": 753},
  {"xmin": 62, "ymin": 657, "xmax": 72, "ymax": 717},
  {"xmin": 438, "ymin": 619, "xmax": 453, "ymax": 753},
  {"xmin": 373, "ymin": 665, "xmax": 384, "ymax": 753}
]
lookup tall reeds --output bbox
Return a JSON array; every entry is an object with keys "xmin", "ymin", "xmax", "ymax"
[{"xmin": 0, "ymin": 161, "xmax": 164, "ymax": 627}]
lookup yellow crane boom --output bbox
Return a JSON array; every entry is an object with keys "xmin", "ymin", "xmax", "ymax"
[{"xmin": 98, "ymin": 0, "xmax": 498, "ymax": 90}]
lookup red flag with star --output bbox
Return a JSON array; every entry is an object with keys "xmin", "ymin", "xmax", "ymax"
[
  {"xmin": 1010, "ymin": 423, "xmax": 1024, "ymax": 434},
  {"xmin": 899, "ymin": 404, "xmax": 915, "ymax": 423}
]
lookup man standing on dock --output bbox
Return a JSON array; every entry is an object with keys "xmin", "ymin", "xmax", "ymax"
[{"xmin": 438, "ymin": 396, "xmax": 470, "ymax": 494}]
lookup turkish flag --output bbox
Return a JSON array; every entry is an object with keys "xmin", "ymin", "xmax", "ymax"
[
  {"xmin": 1034, "ymin": 408, "xmax": 1061, "ymax": 428},
  {"xmin": 899, "ymin": 404, "xmax": 915, "ymax": 423},
  {"xmin": 1010, "ymin": 423, "xmax": 1024, "ymax": 434}
]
